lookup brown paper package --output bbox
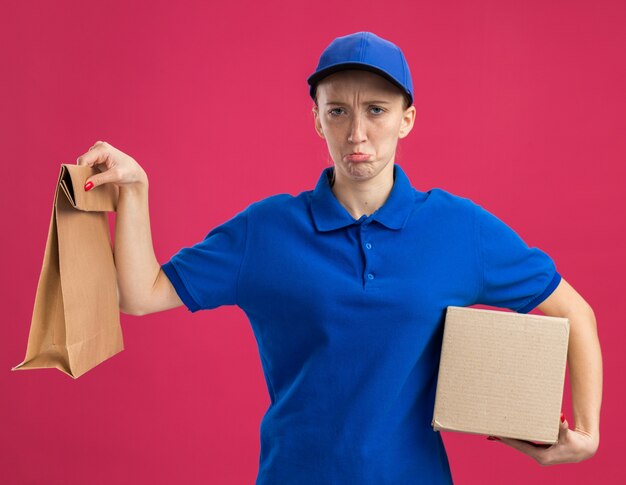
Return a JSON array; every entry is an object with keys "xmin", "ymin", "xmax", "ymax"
[{"xmin": 12, "ymin": 164, "xmax": 123, "ymax": 379}]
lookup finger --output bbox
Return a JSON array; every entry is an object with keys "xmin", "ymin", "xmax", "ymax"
[
  {"xmin": 497, "ymin": 436, "xmax": 545, "ymax": 456},
  {"xmin": 527, "ymin": 441, "xmax": 552, "ymax": 449},
  {"xmin": 557, "ymin": 413, "xmax": 569, "ymax": 443},
  {"xmin": 84, "ymin": 167, "xmax": 118, "ymax": 191},
  {"xmin": 76, "ymin": 141, "xmax": 108, "ymax": 166},
  {"xmin": 511, "ymin": 438, "xmax": 552, "ymax": 449}
]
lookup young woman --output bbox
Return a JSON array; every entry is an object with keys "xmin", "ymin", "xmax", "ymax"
[{"xmin": 76, "ymin": 31, "xmax": 601, "ymax": 485}]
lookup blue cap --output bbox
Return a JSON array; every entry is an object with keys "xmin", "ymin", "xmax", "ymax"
[{"xmin": 307, "ymin": 31, "xmax": 414, "ymax": 106}]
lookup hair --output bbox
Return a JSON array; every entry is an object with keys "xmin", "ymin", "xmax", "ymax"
[{"xmin": 313, "ymin": 86, "xmax": 412, "ymax": 111}]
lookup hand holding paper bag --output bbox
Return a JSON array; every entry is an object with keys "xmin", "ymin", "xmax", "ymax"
[
  {"xmin": 12, "ymin": 162, "xmax": 122, "ymax": 378},
  {"xmin": 79, "ymin": 140, "xmax": 148, "ymax": 191}
]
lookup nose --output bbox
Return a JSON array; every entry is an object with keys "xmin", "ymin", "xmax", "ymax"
[{"xmin": 348, "ymin": 113, "xmax": 367, "ymax": 144}]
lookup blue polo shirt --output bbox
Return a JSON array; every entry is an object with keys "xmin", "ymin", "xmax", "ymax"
[{"xmin": 161, "ymin": 163, "xmax": 561, "ymax": 484}]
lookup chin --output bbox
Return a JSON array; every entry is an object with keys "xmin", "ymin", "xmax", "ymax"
[{"xmin": 344, "ymin": 161, "xmax": 379, "ymax": 180}]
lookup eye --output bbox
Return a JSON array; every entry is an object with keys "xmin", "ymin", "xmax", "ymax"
[{"xmin": 328, "ymin": 106, "xmax": 385, "ymax": 116}]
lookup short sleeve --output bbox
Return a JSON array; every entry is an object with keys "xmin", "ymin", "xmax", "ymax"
[
  {"xmin": 474, "ymin": 202, "xmax": 561, "ymax": 313},
  {"xmin": 161, "ymin": 206, "xmax": 249, "ymax": 312}
]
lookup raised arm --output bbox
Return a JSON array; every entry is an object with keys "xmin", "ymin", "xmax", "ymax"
[{"xmin": 76, "ymin": 141, "xmax": 183, "ymax": 315}]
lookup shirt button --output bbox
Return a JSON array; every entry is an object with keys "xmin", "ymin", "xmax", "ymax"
[
  {"xmin": 367, "ymin": 273, "xmax": 374, "ymax": 280},
  {"xmin": 365, "ymin": 243, "xmax": 372, "ymax": 249}
]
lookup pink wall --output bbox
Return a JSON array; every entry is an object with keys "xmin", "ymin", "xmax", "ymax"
[{"xmin": 2, "ymin": 1, "xmax": 623, "ymax": 483}]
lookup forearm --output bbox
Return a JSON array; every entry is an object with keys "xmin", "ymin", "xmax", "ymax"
[
  {"xmin": 566, "ymin": 304, "xmax": 602, "ymax": 442},
  {"xmin": 114, "ymin": 174, "xmax": 160, "ymax": 314}
]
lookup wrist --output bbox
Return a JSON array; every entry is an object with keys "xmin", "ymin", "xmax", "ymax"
[{"xmin": 120, "ymin": 172, "xmax": 149, "ymax": 195}]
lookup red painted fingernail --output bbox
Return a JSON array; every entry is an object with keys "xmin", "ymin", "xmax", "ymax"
[
  {"xmin": 560, "ymin": 412, "xmax": 565, "ymax": 423},
  {"xmin": 84, "ymin": 181, "xmax": 93, "ymax": 191},
  {"xmin": 487, "ymin": 436, "xmax": 501, "ymax": 441}
]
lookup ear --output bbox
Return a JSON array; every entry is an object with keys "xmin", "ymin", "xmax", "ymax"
[
  {"xmin": 312, "ymin": 105, "xmax": 325, "ymax": 139},
  {"xmin": 398, "ymin": 105, "xmax": 416, "ymax": 139}
]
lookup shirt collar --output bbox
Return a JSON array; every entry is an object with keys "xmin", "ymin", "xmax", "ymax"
[{"xmin": 310, "ymin": 163, "xmax": 416, "ymax": 232}]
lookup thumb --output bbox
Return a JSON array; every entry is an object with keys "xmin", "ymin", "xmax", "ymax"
[
  {"xmin": 84, "ymin": 171, "xmax": 114, "ymax": 191},
  {"xmin": 560, "ymin": 411, "xmax": 569, "ymax": 429},
  {"xmin": 557, "ymin": 411, "xmax": 569, "ymax": 443}
]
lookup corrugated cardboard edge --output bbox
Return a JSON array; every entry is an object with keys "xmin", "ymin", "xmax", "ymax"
[{"xmin": 432, "ymin": 419, "xmax": 557, "ymax": 444}]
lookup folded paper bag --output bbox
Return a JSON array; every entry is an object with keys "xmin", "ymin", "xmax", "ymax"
[{"xmin": 12, "ymin": 163, "xmax": 123, "ymax": 379}]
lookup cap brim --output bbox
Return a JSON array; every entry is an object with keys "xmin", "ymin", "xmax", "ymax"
[{"xmin": 307, "ymin": 62, "xmax": 412, "ymax": 105}]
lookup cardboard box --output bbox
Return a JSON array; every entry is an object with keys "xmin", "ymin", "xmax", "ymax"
[{"xmin": 431, "ymin": 306, "xmax": 569, "ymax": 444}]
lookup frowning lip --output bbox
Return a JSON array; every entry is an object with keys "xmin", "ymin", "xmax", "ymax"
[{"xmin": 345, "ymin": 152, "xmax": 372, "ymax": 162}]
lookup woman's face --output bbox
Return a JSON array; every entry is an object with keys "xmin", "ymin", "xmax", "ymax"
[{"xmin": 312, "ymin": 69, "xmax": 416, "ymax": 183}]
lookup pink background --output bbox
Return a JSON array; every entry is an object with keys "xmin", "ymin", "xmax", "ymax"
[{"xmin": 2, "ymin": 1, "xmax": 624, "ymax": 483}]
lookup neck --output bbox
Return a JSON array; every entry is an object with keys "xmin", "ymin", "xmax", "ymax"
[{"xmin": 330, "ymin": 163, "xmax": 395, "ymax": 220}]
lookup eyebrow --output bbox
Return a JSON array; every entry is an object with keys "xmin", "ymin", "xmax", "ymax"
[{"xmin": 325, "ymin": 100, "xmax": 392, "ymax": 105}]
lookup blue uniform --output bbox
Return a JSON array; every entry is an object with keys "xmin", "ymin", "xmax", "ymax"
[{"xmin": 161, "ymin": 163, "xmax": 561, "ymax": 484}]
